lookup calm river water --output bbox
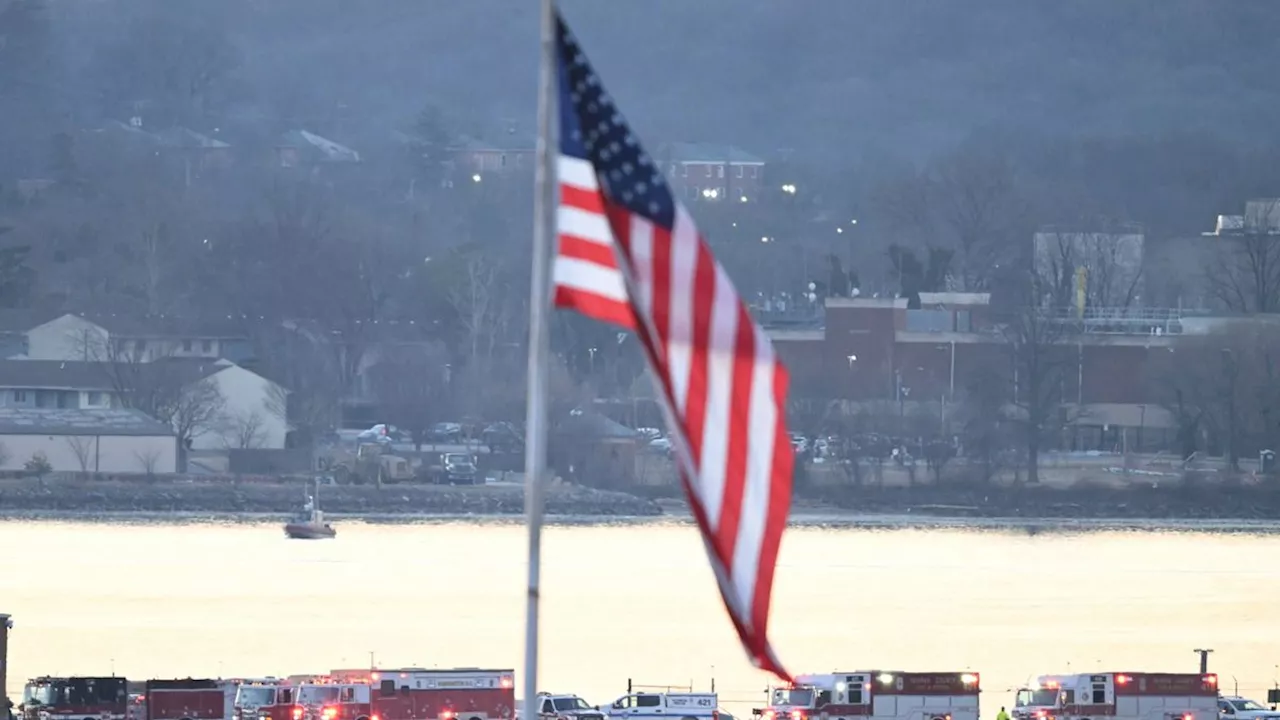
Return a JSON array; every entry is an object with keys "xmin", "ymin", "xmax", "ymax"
[{"xmin": 1, "ymin": 519, "xmax": 1278, "ymax": 715}]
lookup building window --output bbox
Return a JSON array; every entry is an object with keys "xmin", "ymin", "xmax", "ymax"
[
  {"xmin": 736, "ymin": 165, "xmax": 744, "ymax": 178},
  {"xmin": 202, "ymin": 340, "xmax": 213, "ymax": 353},
  {"xmin": 749, "ymin": 166, "xmax": 758, "ymax": 178},
  {"xmin": 86, "ymin": 392, "xmax": 107, "ymax": 408},
  {"xmin": 500, "ymin": 153, "xmax": 508, "ymax": 167},
  {"xmin": 704, "ymin": 165, "xmax": 713, "ymax": 177},
  {"xmin": 717, "ymin": 165, "xmax": 725, "ymax": 178},
  {"xmin": 182, "ymin": 339, "xmax": 193, "ymax": 352},
  {"xmin": 12, "ymin": 390, "xmax": 26, "ymax": 403}
]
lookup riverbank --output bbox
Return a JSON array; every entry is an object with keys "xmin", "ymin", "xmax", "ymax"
[
  {"xmin": 0, "ymin": 477, "xmax": 663, "ymax": 517},
  {"xmin": 2, "ymin": 476, "xmax": 1280, "ymax": 525}
]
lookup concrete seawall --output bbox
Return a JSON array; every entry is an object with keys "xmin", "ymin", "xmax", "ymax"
[{"xmin": 0, "ymin": 478, "xmax": 664, "ymax": 517}]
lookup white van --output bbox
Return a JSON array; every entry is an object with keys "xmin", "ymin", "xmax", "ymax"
[{"xmin": 604, "ymin": 692, "xmax": 718, "ymax": 720}]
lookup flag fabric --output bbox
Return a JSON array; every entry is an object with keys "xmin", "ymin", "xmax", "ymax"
[{"xmin": 550, "ymin": 10, "xmax": 794, "ymax": 681}]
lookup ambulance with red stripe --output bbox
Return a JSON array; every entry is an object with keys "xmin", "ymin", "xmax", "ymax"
[
  {"xmin": 754, "ymin": 672, "xmax": 980, "ymax": 720},
  {"xmin": 1012, "ymin": 673, "xmax": 1218, "ymax": 720}
]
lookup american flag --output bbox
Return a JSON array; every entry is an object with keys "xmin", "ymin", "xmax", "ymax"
[{"xmin": 550, "ymin": 10, "xmax": 793, "ymax": 680}]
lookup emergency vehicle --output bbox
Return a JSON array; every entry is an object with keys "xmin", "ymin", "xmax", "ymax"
[
  {"xmin": 532, "ymin": 694, "xmax": 605, "ymax": 720},
  {"xmin": 22, "ymin": 676, "xmax": 130, "ymax": 720},
  {"xmin": 602, "ymin": 691, "xmax": 716, "ymax": 720},
  {"xmin": 144, "ymin": 679, "xmax": 234, "ymax": 720},
  {"xmin": 1012, "ymin": 673, "xmax": 1218, "ymax": 720},
  {"xmin": 231, "ymin": 680, "xmax": 287, "ymax": 720},
  {"xmin": 237, "ymin": 677, "xmax": 369, "ymax": 720},
  {"xmin": 754, "ymin": 672, "xmax": 981, "ymax": 720},
  {"xmin": 329, "ymin": 668, "xmax": 516, "ymax": 720}
]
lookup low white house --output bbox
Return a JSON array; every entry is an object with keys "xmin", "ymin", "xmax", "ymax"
[
  {"xmin": 0, "ymin": 408, "xmax": 178, "ymax": 474},
  {"xmin": 0, "ymin": 358, "xmax": 288, "ymax": 450},
  {"xmin": 13, "ymin": 312, "xmax": 253, "ymax": 364}
]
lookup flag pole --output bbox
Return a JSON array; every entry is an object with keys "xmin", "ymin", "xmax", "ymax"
[{"xmin": 523, "ymin": 0, "xmax": 557, "ymax": 717}]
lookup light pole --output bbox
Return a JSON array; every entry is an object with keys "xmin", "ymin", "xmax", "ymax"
[{"xmin": 1194, "ymin": 648, "xmax": 1214, "ymax": 674}]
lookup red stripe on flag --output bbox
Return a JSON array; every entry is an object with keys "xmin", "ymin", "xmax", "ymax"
[
  {"xmin": 553, "ymin": 285, "xmax": 635, "ymax": 328},
  {"xmin": 557, "ymin": 234, "xmax": 618, "ymax": 268},
  {"xmin": 560, "ymin": 183, "xmax": 605, "ymax": 213}
]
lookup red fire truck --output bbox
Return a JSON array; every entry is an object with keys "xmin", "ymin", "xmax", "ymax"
[
  {"xmin": 1012, "ymin": 672, "xmax": 1218, "ymax": 720},
  {"xmin": 234, "ymin": 678, "xmax": 366, "ymax": 720},
  {"xmin": 143, "ymin": 680, "xmax": 233, "ymax": 720},
  {"xmin": 22, "ymin": 676, "xmax": 130, "ymax": 720},
  {"xmin": 330, "ymin": 668, "xmax": 515, "ymax": 720},
  {"xmin": 755, "ymin": 671, "xmax": 981, "ymax": 720}
]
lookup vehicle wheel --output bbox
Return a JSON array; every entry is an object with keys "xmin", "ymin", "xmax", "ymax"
[
  {"xmin": 334, "ymin": 466, "xmax": 351, "ymax": 484},
  {"xmin": 357, "ymin": 715, "xmax": 370, "ymax": 720}
]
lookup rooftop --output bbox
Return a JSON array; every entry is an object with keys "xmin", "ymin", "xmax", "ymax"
[
  {"xmin": 0, "ymin": 358, "xmax": 232, "ymax": 390},
  {"xmin": 0, "ymin": 408, "xmax": 174, "ymax": 436}
]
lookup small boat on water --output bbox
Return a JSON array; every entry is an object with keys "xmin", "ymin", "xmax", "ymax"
[{"xmin": 284, "ymin": 480, "xmax": 336, "ymax": 540}]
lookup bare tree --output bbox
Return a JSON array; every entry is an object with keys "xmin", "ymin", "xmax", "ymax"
[
  {"xmin": 1205, "ymin": 198, "xmax": 1280, "ymax": 313},
  {"xmin": 225, "ymin": 410, "xmax": 267, "ymax": 450},
  {"xmin": 134, "ymin": 448, "xmax": 163, "ymax": 478},
  {"xmin": 1151, "ymin": 320, "xmax": 1280, "ymax": 471},
  {"xmin": 24, "ymin": 451, "xmax": 51, "ymax": 488},
  {"xmin": 1033, "ymin": 223, "xmax": 1144, "ymax": 310},
  {"xmin": 64, "ymin": 436, "xmax": 95, "ymax": 478},
  {"xmin": 79, "ymin": 339, "xmax": 228, "ymax": 464},
  {"xmin": 874, "ymin": 138, "xmax": 1032, "ymax": 292},
  {"xmin": 368, "ymin": 345, "xmax": 450, "ymax": 450}
]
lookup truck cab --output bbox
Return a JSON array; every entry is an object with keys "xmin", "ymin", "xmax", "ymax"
[
  {"xmin": 1014, "ymin": 683, "xmax": 1063, "ymax": 720},
  {"xmin": 23, "ymin": 677, "xmax": 130, "ymax": 720}
]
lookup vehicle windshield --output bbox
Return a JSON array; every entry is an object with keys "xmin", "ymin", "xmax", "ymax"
[
  {"xmin": 299, "ymin": 687, "xmax": 341, "ymax": 704},
  {"xmin": 772, "ymin": 689, "xmax": 815, "ymax": 707},
  {"xmin": 1016, "ymin": 690, "xmax": 1059, "ymax": 708},
  {"xmin": 553, "ymin": 699, "xmax": 592, "ymax": 712},
  {"xmin": 444, "ymin": 454, "xmax": 473, "ymax": 466},
  {"xmin": 1234, "ymin": 701, "xmax": 1267, "ymax": 712},
  {"xmin": 23, "ymin": 684, "xmax": 54, "ymax": 706},
  {"xmin": 236, "ymin": 688, "xmax": 277, "ymax": 707}
]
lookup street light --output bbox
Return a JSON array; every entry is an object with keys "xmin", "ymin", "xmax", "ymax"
[
  {"xmin": 1194, "ymin": 648, "xmax": 1214, "ymax": 673},
  {"xmin": 780, "ymin": 184, "xmax": 797, "ymax": 194}
]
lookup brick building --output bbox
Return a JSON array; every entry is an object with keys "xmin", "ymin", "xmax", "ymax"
[{"xmin": 766, "ymin": 293, "xmax": 1214, "ymax": 451}]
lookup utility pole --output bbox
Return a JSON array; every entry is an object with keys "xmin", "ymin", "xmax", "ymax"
[{"xmin": 1194, "ymin": 648, "xmax": 1214, "ymax": 673}]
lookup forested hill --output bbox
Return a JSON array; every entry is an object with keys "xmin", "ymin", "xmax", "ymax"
[{"xmin": 11, "ymin": 0, "xmax": 1280, "ymax": 165}]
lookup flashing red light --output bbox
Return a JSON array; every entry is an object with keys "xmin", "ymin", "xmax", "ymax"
[
  {"xmin": 371, "ymin": 673, "xmax": 380, "ymax": 682},
  {"xmin": 790, "ymin": 711, "xmax": 803, "ymax": 720},
  {"xmin": 292, "ymin": 709, "xmax": 303, "ymax": 720},
  {"xmin": 322, "ymin": 708, "xmax": 338, "ymax": 720},
  {"xmin": 1204, "ymin": 676, "xmax": 1218, "ymax": 687},
  {"xmin": 442, "ymin": 712, "xmax": 455, "ymax": 720},
  {"xmin": 500, "ymin": 677, "xmax": 514, "ymax": 690},
  {"xmin": 372, "ymin": 715, "xmax": 381, "ymax": 720},
  {"xmin": 764, "ymin": 711, "xmax": 777, "ymax": 720},
  {"xmin": 1183, "ymin": 714, "xmax": 1193, "ymax": 720},
  {"xmin": 1116, "ymin": 675, "xmax": 1131, "ymax": 686}
]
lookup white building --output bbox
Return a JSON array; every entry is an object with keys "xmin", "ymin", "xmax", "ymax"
[
  {"xmin": 0, "ymin": 408, "xmax": 178, "ymax": 474},
  {"xmin": 0, "ymin": 358, "xmax": 287, "ymax": 450}
]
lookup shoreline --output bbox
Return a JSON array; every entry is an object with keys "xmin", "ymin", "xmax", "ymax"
[{"xmin": 4, "ymin": 507, "xmax": 1280, "ymax": 534}]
